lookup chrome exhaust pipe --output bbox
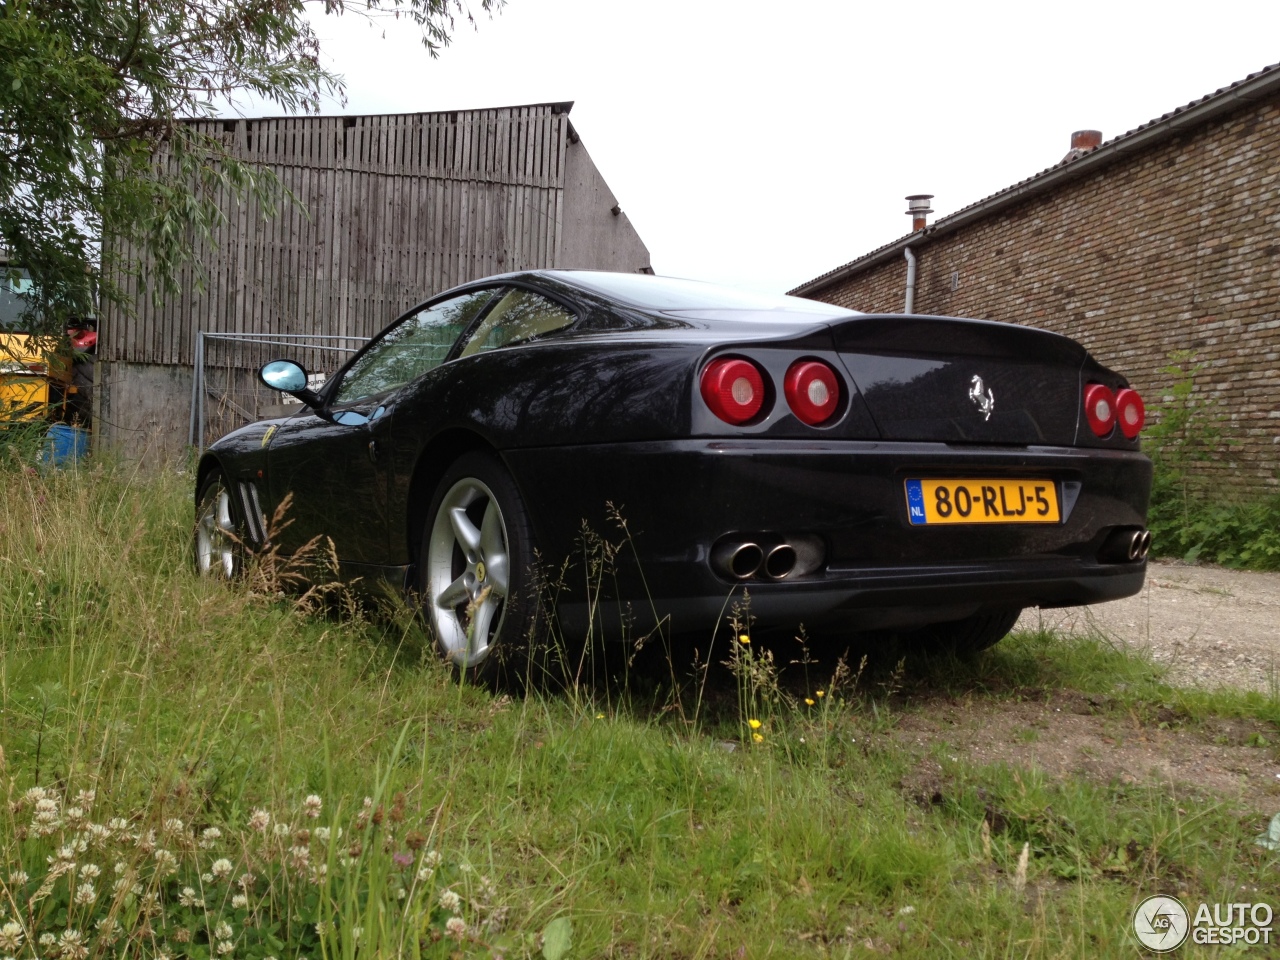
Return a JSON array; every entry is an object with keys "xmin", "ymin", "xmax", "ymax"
[
  {"xmin": 763, "ymin": 543, "xmax": 798, "ymax": 580},
  {"xmin": 1137, "ymin": 530, "xmax": 1152, "ymax": 560},
  {"xmin": 1100, "ymin": 527, "xmax": 1151, "ymax": 563},
  {"xmin": 713, "ymin": 541, "xmax": 764, "ymax": 580}
]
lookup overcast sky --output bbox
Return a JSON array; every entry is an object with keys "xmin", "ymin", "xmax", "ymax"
[{"xmin": 230, "ymin": 0, "xmax": 1280, "ymax": 295}]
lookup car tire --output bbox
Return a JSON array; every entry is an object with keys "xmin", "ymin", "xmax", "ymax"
[
  {"xmin": 905, "ymin": 606, "xmax": 1023, "ymax": 656},
  {"xmin": 194, "ymin": 470, "xmax": 244, "ymax": 578},
  {"xmin": 419, "ymin": 451, "xmax": 541, "ymax": 683}
]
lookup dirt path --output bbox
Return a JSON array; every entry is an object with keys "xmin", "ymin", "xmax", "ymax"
[{"xmin": 1016, "ymin": 560, "xmax": 1280, "ymax": 692}]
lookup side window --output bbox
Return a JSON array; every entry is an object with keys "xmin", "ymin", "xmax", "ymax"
[
  {"xmin": 334, "ymin": 288, "xmax": 495, "ymax": 404},
  {"xmin": 458, "ymin": 288, "xmax": 576, "ymax": 359}
]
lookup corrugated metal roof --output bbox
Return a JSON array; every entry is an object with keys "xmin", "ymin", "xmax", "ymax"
[{"xmin": 790, "ymin": 62, "xmax": 1280, "ymax": 297}]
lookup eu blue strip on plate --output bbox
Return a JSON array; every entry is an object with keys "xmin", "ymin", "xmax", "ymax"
[{"xmin": 905, "ymin": 479, "xmax": 926, "ymax": 525}]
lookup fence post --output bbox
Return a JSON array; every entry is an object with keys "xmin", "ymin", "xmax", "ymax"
[{"xmin": 188, "ymin": 330, "xmax": 202, "ymax": 450}]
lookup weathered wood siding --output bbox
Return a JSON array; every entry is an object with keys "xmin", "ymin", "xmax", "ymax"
[{"xmin": 102, "ymin": 103, "xmax": 574, "ymax": 370}]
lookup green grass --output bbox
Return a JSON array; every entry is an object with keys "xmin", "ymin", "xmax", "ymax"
[{"xmin": 0, "ymin": 456, "xmax": 1277, "ymax": 958}]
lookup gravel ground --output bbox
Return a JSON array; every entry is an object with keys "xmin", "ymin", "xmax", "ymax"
[{"xmin": 1017, "ymin": 560, "xmax": 1280, "ymax": 692}]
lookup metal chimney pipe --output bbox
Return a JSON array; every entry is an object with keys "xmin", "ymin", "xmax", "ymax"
[{"xmin": 905, "ymin": 194, "xmax": 934, "ymax": 232}]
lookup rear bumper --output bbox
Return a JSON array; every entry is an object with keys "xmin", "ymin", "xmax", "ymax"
[{"xmin": 504, "ymin": 438, "xmax": 1152, "ymax": 634}]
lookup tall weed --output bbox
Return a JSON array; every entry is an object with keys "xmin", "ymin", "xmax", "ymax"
[{"xmin": 1144, "ymin": 352, "xmax": 1280, "ymax": 568}]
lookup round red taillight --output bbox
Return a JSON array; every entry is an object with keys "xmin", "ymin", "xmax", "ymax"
[
  {"xmin": 1115, "ymin": 388, "xmax": 1145, "ymax": 439},
  {"xmin": 784, "ymin": 359, "xmax": 841, "ymax": 426},
  {"xmin": 1083, "ymin": 383, "xmax": 1116, "ymax": 437},
  {"xmin": 700, "ymin": 357, "xmax": 766, "ymax": 425}
]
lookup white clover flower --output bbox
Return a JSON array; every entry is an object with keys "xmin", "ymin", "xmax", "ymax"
[
  {"xmin": 438, "ymin": 889, "xmax": 462, "ymax": 914},
  {"xmin": 214, "ymin": 921, "xmax": 233, "ymax": 940},
  {"xmin": 178, "ymin": 887, "xmax": 203, "ymax": 908},
  {"xmin": 303, "ymin": 795, "xmax": 322, "ymax": 818},
  {"xmin": 395, "ymin": 887, "xmax": 406, "ymax": 900},
  {"xmin": 75, "ymin": 789, "xmax": 95, "ymax": 806},
  {"xmin": 87, "ymin": 823, "xmax": 110, "ymax": 843},
  {"xmin": 65, "ymin": 806, "xmax": 85, "ymax": 824},
  {"xmin": 73, "ymin": 882, "xmax": 97, "ymax": 905},
  {"xmin": 23, "ymin": 786, "xmax": 48, "ymax": 803},
  {"xmin": 7, "ymin": 871, "xmax": 28, "ymax": 886},
  {"xmin": 313, "ymin": 827, "xmax": 330, "ymax": 843},
  {"xmin": 210, "ymin": 858, "xmax": 233, "ymax": 880},
  {"xmin": 111, "ymin": 877, "xmax": 130, "ymax": 895},
  {"xmin": 216, "ymin": 941, "xmax": 235, "ymax": 956},
  {"xmin": 163, "ymin": 818, "xmax": 184, "ymax": 834},
  {"xmin": 140, "ymin": 892, "xmax": 161, "ymax": 915},
  {"xmin": 202, "ymin": 873, "xmax": 215, "ymax": 884},
  {"xmin": 154, "ymin": 849, "xmax": 178, "ymax": 874},
  {"xmin": 108, "ymin": 817, "xmax": 130, "ymax": 834},
  {"xmin": 231, "ymin": 894, "xmax": 248, "ymax": 909},
  {"xmin": 309, "ymin": 863, "xmax": 328, "ymax": 886},
  {"xmin": 272, "ymin": 823, "xmax": 291, "ymax": 838},
  {"xmin": 39, "ymin": 932, "xmax": 56, "ymax": 948},
  {"xmin": 445, "ymin": 916, "xmax": 467, "ymax": 940},
  {"xmin": 424, "ymin": 850, "xmax": 442, "ymax": 867},
  {"xmin": 113, "ymin": 861, "xmax": 127, "ymax": 874},
  {"xmin": 0, "ymin": 920, "xmax": 25, "ymax": 952},
  {"xmin": 416, "ymin": 866, "xmax": 434, "ymax": 883},
  {"xmin": 314, "ymin": 922, "xmax": 329, "ymax": 936},
  {"xmin": 96, "ymin": 916, "xmax": 124, "ymax": 944},
  {"xmin": 58, "ymin": 929, "xmax": 88, "ymax": 960},
  {"xmin": 289, "ymin": 845, "xmax": 310, "ymax": 866},
  {"xmin": 136, "ymin": 830, "xmax": 157, "ymax": 853},
  {"xmin": 236, "ymin": 873, "xmax": 255, "ymax": 891},
  {"xmin": 54, "ymin": 845, "xmax": 77, "ymax": 863},
  {"xmin": 199, "ymin": 827, "xmax": 223, "ymax": 849},
  {"xmin": 458, "ymin": 862, "xmax": 472, "ymax": 874},
  {"xmin": 247, "ymin": 809, "xmax": 270, "ymax": 832}
]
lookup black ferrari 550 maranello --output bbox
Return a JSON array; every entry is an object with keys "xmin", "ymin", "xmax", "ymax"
[{"xmin": 194, "ymin": 270, "xmax": 1152, "ymax": 676}]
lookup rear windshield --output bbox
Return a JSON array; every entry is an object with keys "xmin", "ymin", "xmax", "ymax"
[{"xmin": 561, "ymin": 272, "xmax": 856, "ymax": 317}]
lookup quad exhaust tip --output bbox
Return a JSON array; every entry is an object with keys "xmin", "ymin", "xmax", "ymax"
[
  {"xmin": 763, "ymin": 544, "xmax": 798, "ymax": 580},
  {"xmin": 713, "ymin": 541, "xmax": 764, "ymax": 580},
  {"xmin": 1130, "ymin": 529, "xmax": 1152, "ymax": 561},
  {"xmin": 712, "ymin": 535, "xmax": 822, "ymax": 581},
  {"xmin": 1100, "ymin": 527, "xmax": 1151, "ymax": 563}
]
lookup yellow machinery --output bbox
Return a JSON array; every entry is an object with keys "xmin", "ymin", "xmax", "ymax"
[
  {"xmin": 0, "ymin": 330, "xmax": 73, "ymax": 422},
  {"xmin": 0, "ymin": 265, "xmax": 90, "ymax": 424}
]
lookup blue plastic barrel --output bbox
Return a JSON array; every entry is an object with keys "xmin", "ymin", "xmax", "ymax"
[{"xmin": 41, "ymin": 424, "xmax": 89, "ymax": 467}]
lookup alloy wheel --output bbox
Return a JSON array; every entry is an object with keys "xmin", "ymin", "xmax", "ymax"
[
  {"xmin": 426, "ymin": 476, "xmax": 510, "ymax": 667},
  {"xmin": 195, "ymin": 478, "xmax": 238, "ymax": 578}
]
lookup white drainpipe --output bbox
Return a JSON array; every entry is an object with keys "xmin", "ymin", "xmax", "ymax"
[{"xmin": 904, "ymin": 246, "xmax": 917, "ymax": 314}]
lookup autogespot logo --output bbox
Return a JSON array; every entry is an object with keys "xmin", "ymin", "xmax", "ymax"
[
  {"xmin": 1133, "ymin": 896, "xmax": 1275, "ymax": 950},
  {"xmin": 1132, "ymin": 896, "xmax": 1190, "ymax": 952}
]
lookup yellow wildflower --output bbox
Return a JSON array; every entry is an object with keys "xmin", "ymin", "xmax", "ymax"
[
  {"xmin": 752, "ymin": 733, "xmax": 764, "ymax": 743},
  {"xmin": 815, "ymin": 689, "xmax": 825, "ymax": 698},
  {"xmin": 748, "ymin": 718, "xmax": 762, "ymax": 730},
  {"xmin": 804, "ymin": 698, "xmax": 815, "ymax": 706},
  {"xmin": 738, "ymin": 633, "xmax": 750, "ymax": 645}
]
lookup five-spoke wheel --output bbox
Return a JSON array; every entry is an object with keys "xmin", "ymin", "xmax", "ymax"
[
  {"xmin": 194, "ymin": 471, "xmax": 242, "ymax": 578},
  {"xmin": 421, "ymin": 452, "xmax": 537, "ymax": 676}
]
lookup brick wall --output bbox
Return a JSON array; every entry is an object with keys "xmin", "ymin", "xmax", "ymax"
[{"xmin": 808, "ymin": 100, "xmax": 1280, "ymax": 491}]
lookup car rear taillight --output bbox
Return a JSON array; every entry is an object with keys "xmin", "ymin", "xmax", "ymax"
[
  {"xmin": 784, "ymin": 359, "xmax": 841, "ymax": 426},
  {"xmin": 1115, "ymin": 388, "xmax": 1145, "ymax": 439},
  {"xmin": 700, "ymin": 357, "xmax": 766, "ymax": 424},
  {"xmin": 1083, "ymin": 383, "xmax": 1116, "ymax": 437}
]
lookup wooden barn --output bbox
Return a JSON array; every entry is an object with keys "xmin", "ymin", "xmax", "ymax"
[{"xmin": 96, "ymin": 101, "xmax": 651, "ymax": 459}]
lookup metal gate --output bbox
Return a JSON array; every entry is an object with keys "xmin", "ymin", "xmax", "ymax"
[{"xmin": 188, "ymin": 331, "xmax": 368, "ymax": 453}]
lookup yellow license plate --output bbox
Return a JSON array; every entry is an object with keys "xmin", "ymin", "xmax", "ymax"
[{"xmin": 905, "ymin": 478, "xmax": 1060, "ymax": 525}]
